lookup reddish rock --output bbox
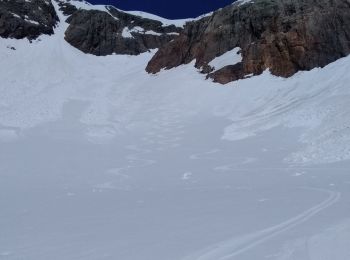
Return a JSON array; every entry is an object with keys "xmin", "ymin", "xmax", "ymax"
[{"xmin": 146, "ymin": 0, "xmax": 350, "ymax": 84}]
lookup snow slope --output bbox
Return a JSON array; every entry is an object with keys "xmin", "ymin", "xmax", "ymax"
[
  {"xmin": 208, "ymin": 47, "xmax": 242, "ymax": 71},
  {"xmin": 2, "ymin": 11, "xmax": 350, "ymax": 163},
  {"xmin": 0, "ymin": 2, "xmax": 350, "ymax": 260}
]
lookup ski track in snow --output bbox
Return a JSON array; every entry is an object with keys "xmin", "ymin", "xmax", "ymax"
[
  {"xmin": 1, "ymin": 2, "xmax": 350, "ymax": 260},
  {"xmin": 183, "ymin": 188, "xmax": 341, "ymax": 260},
  {"xmin": 97, "ymin": 105, "xmax": 189, "ymax": 189}
]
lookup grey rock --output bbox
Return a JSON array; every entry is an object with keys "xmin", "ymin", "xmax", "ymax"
[
  {"xmin": 56, "ymin": 0, "xmax": 78, "ymax": 16},
  {"xmin": 64, "ymin": 6, "xmax": 182, "ymax": 56},
  {"xmin": 0, "ymin": 0, "xmax": 59, "ymax": 40}
]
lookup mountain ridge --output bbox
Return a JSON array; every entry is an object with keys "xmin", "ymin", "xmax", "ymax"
[{"xmin": 1, "ymin": 0, "xmax": 350, "ymax": 84}]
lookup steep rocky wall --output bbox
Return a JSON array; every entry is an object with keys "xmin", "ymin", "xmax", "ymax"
[
  {"xmin": 146, "ymin": 0, "xmax": 350, "ymax": 84},
  {"xmin": 0, "ymin": 0, "xmax": 59, "ymax": 40},
  {"xmin": 64, "ymin": 6, "xmax": 183, "ymax": 56}
]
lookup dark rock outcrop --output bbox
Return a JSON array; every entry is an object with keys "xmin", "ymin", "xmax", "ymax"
[
  {"xmin": 64, "ymin": 6, "xmax": 183, "ymax": 56},
  {"xmin": 0, "ymin": 0, "xmax": 58, "ymax": 40},
  {"xmin": 146, "ymin": 0, "xmax": 350, "ymax": 84},
  {"xmin": 56, "ymin": 0, "xmax": 78, "ymax": 16}
]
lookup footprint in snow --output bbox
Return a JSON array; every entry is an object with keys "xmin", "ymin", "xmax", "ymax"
[
  {"xmin": 182, "ymin": 172, "xmax": 193, "ymax": 181},
  {"xmin": 292, "ymin": 171, "xmax": 305, "ymax": 177},
  {"xmin": 0, "ymin": 252, "xmax": 12, "ymax": 256}
]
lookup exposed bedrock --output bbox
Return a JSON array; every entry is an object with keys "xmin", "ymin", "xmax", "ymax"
[
  {"xmin": 146, "ymin": 0, "xmax": 350, "ymax": 84},
  {"xmin": 0, "ymin": 0, "xmax": 59, "ymax": 40},
  {"xmin": 64, "ymin": 6, "xmax": 183, "ymax": 56}
]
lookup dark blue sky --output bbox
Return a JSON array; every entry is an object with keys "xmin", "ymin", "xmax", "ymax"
[{"xmin": 87, "ymin": 0, "xmax": 236, "ymax": 19}]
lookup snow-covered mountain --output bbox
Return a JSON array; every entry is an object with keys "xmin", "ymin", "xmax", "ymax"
[{"xmin": 1, "ymin": 0, "xmax": 350, "ymax": 260}]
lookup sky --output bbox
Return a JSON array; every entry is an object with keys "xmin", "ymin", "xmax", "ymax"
[{"xmin": 86, "ymin": 0, "xmax": 236, "ymax": 19}]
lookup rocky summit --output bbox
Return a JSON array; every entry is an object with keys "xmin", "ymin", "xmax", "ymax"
[
  {"xmin": 146, "ymin": 0, "xmax": 350, "ymax": 84},
  {"xmin": 0, "ymin": 0, "xmax": 58, "ymax": 40}
]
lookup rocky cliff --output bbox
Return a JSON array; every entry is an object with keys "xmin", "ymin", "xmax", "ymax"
[
  {"xmin": 63, "ymin": 3, "xmax": 183, "ymax": 56},
  {"xmin": 0, "ymin": 0, "xmax": 59, "ymax": 40},
  {"xmin": 146, "ymin": 0, "xmax": 350, "ymax": 84},
  {"xmin": 0, "ymin": 0, "xmax": 182, "ymax": 56},
  {"xmin": 2, "ymin": 0, "xmax": 350, "ymax": 84}
]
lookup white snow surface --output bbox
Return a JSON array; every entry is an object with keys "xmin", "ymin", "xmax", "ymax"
[
  {"xmin": 238, "ymin": 0, "xmax": 255, "ymax": 6},
  {"xmin": 125, "ymin": 10, "xmax": 191, "ymax": 27},
  {"xmin": 1, "ymin": 2, "xmax": 350, "ymax": 260},
  {"xmin": 121, "ymin": 26, "xmax": 170, "ymax": 38},
  {"xmin": 208, "ymin": 47, "xmax": 242, "ymax": 71}
]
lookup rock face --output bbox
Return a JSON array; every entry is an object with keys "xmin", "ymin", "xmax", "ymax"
[
  {"xmin": 0, "ymin": 0, "xmax": 59, "ymax": 40},
  {"xmin": 56, "ymin": 0, "xmax": 78, "ymax": 16},
  {"xmin": 64, "ymin": 5, "xmax": 182, "ymax": 56},
  {"xmin": 146, "ymin": 0, "xmax": 350, "ymax": 84}
]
